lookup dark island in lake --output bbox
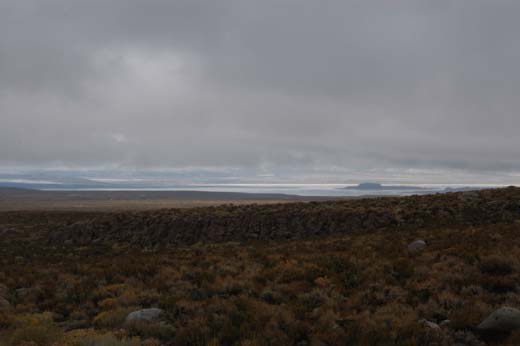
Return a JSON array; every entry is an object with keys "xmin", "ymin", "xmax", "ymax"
[{"xmin": 344, "ymin": 182, "xmax": 426, "ymax": 191}]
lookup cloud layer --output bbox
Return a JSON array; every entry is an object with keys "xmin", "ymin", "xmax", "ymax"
[{"xmin": 1, "ymin": 1, "xmax": 520, "ymax": 182}]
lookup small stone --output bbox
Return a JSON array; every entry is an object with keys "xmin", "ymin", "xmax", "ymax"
[
  {"xmin": 477, "ymin": 307, "xmax": 520, "ymax": 332},
  {"xmin": 440, "ymin": 319, "xmax": 451, "ymax": 327},
  {"xmin": 125, "ymin": 308, "xmax": 164, "ymax": 324},
  {"xmin": 419, "ymin": 318, "xmax": 440, "ymax": 330},
  {"xmin": 408, "ymin": 240, "xmax": 426, "ymax": 252}
]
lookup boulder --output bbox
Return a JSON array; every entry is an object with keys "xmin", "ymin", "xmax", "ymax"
[
  {"xmin": 125, "ymin": 308, "xmax": 164, "ymax": 324},
  {"xmin": 408, "ymin": 240, "xmax": 426, "ymax": 252},
  {"xmin": 477, "ymin": 307, "xmax": 520, "ymax": 332}
]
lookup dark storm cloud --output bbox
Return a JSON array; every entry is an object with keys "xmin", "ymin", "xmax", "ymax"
[{"xmin": 1, "ymin": 0, "xmax": 520, "ymax": 181}]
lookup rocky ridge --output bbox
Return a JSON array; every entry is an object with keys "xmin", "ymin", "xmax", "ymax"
[{"xmin": 49, "ymin": 187, "xmax": 520, "ymax": 248}]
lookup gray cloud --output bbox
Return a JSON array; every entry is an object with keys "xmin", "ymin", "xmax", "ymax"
[{"xmin": 1, "ymin": 0, "xmax": 520, "ymax": 182}]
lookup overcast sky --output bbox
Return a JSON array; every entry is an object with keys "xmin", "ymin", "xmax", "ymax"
[{"xmin": 1, "ymin": 1, "xmax": 520, "ymax": 183}]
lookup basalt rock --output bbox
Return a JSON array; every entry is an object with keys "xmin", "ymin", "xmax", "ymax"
[
  {"xmin": 408, "ymin": 240, "xmax": 426, "ymax": 252},
  {"xmin": 125, "ymin": 308, "xmax": 164, "ymax": 324},
  {"xmin": 49, "ymin": 187, "xmax": 520, "ymax": 248},
  {"xmin": 477, "ymin": 307, "xmax": 520, "ymax": 332}
]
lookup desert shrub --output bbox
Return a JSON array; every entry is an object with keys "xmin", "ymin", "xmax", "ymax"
[
  {"xmin": 479, "ymin": 255, "xmax": 514, "ymax": 276},
  {"xmin": 436, "ymin": 291, "xmax": 464, "ymax": 311},
  {"xmin": 275, "ymin": 263, "xmax": 308, "ymax": 284},
  {"xmin": 126, "ymin": 321, "xmax": 176, "ymax": 340},
  {"xmin": 104, "ymin": 284, "xmax": 129, "ymax": 297},
  {"xmin": 390, "ymin": 258, "xmax": 415, "ymax": 283},
  {"xmin": 449, "ymin": 301, "xmax": 490, "ymax": 331},
  {"xmin": 479, "ymin": 275, "xmax": 517, "ymax": 293},
  {"xmin": 182, "ymin": 269, "xmax": 216, "ymax": 287},
  {"xmin": 174, "ymin": 317, "xmax": 214, "ymax": 346},
  {"xmin": 298, "ymin": 289, "xmax": 326, "ymax": 310},
  {"xmin": 251, "ymin": 273, "xmax": 267, "ymax": 287},
  {"xmin": 150, "ymin": 267, "xmax": 181, "ymax": 292},
  {"xmin": 118, "ymin": 290, "xmax": 140, "ymax": 306},
  {"xmin": 506, "ymin": 330, "xmax": 520, "ymax": 346},
  {"xmin": 309, "ymin": 309, "xmax": 347, "ymax": 346},
  {"xmin": 0, "ymin": 311, "xmax": 12, "ymax": 329},
  {"xmin": 98, "ymin": 298, "xmax": 119, "ymax": 310},
  {"xmin": 259, "ymin": 308, "xmax": 305, "ymax": 346},
  {"xmin": 91, "ymin": 284, "xmax": 126, "ymax": 303},
  {"xmin": 249, "ymin": 248, "xmax": 273, "ymax": 267},
  {"xmin": 318, "ymin": 255, "xmax": 362, "ymax": 289},
  {"xmin": 259, "ymin": 288, "xmax": 282, "ymax": 305},
  {"xmin": 217, "ymin": 317, "xmax": 242, "ymax": 345},
  {"xmin": 93, "ymin": 308, "xmax": 133, "ymax": 328},
  {"xmin": 158, "ymin": 295, "xmax": 178, "ymax": 315},
  {"xmin": 78, "ymin": 333, "xmax": 141, "ymax": 346},
  {"xmin": 358, "ymin": 285, "xmax": 386, "ymax": 307},
  {"xmin": 7, "ymin": 312, "xmax": 61, "ymax": 346},
  {"xmin": 343, "ymin": 320, "xmax": 424, "ymax": 346}
]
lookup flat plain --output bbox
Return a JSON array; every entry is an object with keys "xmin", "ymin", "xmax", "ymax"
[{"xmin": 0, "ymin": 188, "xmax": 336, "ymax": 211}]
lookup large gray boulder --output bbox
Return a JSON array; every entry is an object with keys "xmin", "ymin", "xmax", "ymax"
[
  {"xmin": 125, "ymin": 308, "xmax": 164, "ymax": 324},
  {"xmin": 408, "ymin": 240, "xmax": 426, "ymax": 253},
  {"xmin": 478, "ymin": 307, "xmax": 520, "ymax": 332}
]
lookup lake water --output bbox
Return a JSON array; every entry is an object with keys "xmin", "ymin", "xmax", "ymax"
[{"xmin": 65, "ymin": 183, "xmax": 499, "ymax": 197}]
